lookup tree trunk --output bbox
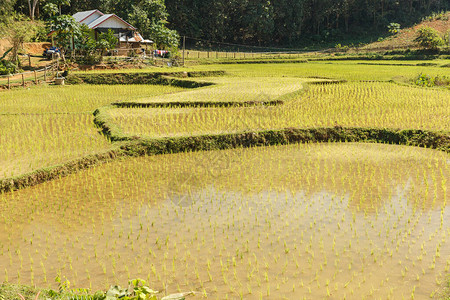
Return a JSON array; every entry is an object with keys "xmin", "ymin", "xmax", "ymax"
[
  {"xmin": 336, "ymin": 12, "xmax": 339, "ymax": 29},
  {"xmin": 28, "ymin": 0, "xmax": 39, "ymax": 20},
  {"xmin": 28, "ymin": 0, "xmax": 33, "ymax": 20},
  {"xmin": 345, "ymin": 14, "xmax": 349, "ymax": 32}
]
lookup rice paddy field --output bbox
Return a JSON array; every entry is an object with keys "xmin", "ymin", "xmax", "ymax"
[
  {"xmin": 108, "ymin": 81, "xmax": 449, "ymax": 138},
  {"xmin": 0, "ymin": 59, "xmax": 449, "ymax": 299},
  {"xmin": 0, "ymin": 85, "xmax": 184, "ymax": 179}
]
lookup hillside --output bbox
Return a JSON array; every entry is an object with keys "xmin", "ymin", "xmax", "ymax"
[{"xmin": 362, "ymin": 11, "xmax": 450, "ymax": 51}]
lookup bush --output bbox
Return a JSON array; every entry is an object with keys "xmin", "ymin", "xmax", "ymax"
[
  {"xmin": 414, "ymin": 73, "xmax": 450, "ymax": 87},
  {"xmin": 0, "ymin": 60, "xmax": 16, "ymax": 75},
  {"xmin": 388, "ymin": 23, "xmax": 401, "ymax": 35},
  {"xmin": 414, "ymin": 27, "xmax": 444, "ymax": 49}
]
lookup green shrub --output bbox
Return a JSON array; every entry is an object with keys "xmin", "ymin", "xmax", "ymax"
[
  {"xmin": 414, "ymin": 73, "xmax": 450, "ymax": 87},
  {"xmin": 0, "ymin": 60, "xmax": 16, "ymax": 75},
  {"xmin": 422, "ymin": 11, "xmax": 449, "ymax": 22},
  {"xmin": 388, "ymin": 23, "xmax": 401, "ymax": 34},
  {"xmin": 414, "ymin": 27, "xmax": 444, "ymax": 49}
]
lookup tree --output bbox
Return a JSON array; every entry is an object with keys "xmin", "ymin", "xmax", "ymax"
[
  {"xmin": 0, "ymin": 0, "xmax": 17, "ymax": 23},
  {"xmin": 414, "ymin": 26, "xmax": 444, "ymax": 49},
  {"xmin": 107, "ymin": 0, "xmax": 179, "ymax": 48},
  {"xmin": 49, "ymin": 14, "xmax": 81, "ymax": 51},
  {"xmin": 27, "ymin": 0, "xmax": 39, "ymax": 20},
  {"xmin": 0, "ymin": 14, "xmax": 43, "ymax": 64},
  {"xmin": 96, "ymin": 29, "xmax": 118, "ymax": 51},
  {"xmin": 47, "ymin": 0, "xmax": 71, "ymax": 15},
  {"xmin": 42, "ymin": 2, "xmax": 59, "ymax": 18}
]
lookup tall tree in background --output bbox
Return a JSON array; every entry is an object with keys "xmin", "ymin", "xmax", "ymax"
[
  {"xmin": 102, "ymin": 0, "xmax": 179, "ymax": 48},
  {"xmin": 272, "ymin": 0, "xmax": 306, "ymax": 45},
  {"xmin": 68, "ymin": 0, "xmax": 102, "ymax": 14},
  {"xmin": 27, "ymin": 0, "xmax": 39, "ymax": 20},
  {"xmin": 165, "ymin": 0, "xmax": 449, "ymax": 46}
]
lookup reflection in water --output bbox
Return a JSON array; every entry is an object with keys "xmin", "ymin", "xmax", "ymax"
[{"xmin": 0, "ymin": 143, "xmax": 448, "ymax": 299}]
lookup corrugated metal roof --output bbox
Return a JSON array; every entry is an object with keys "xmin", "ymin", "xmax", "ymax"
[
  {"xmin": 72, "ymin": 10, "xmax": 103, "ymax": 23},
  {"xmin": 88, "ymin": 14, "xmax": 136, "ymax": 30},
  {"xmin": 119, "ymin": 32, "xmax": 153, "ymax": 43}
]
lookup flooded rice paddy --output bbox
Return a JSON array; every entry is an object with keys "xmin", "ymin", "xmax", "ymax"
[{"xmin": 0, "ymin": 143, "xmax": 448, "ymax": 299}]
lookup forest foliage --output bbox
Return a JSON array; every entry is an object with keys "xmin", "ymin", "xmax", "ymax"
[
  {"xmin": 164, "ymin": 0, "xmax": 449, "ymax": 46},
  {"xmin": 1, "ymin": 0, "xmax": 449, "ymax": 48}
]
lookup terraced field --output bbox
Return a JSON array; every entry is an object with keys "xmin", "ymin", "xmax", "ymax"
[{"xmin": 0, "ymin": 60, "xmax": 448, "ymax": 299}]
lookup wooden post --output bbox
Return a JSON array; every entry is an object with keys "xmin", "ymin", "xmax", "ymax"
[
  {"xmin": 7, "ymin": 76, "xmax": 10, "ymax": 89},
  {"xmin": 22, "ymin": 74, "xmax": 24, "ymax": 87},
  {"xmin": 207, "ymin": 50, "xmax": 210, "ymax": 58},
  {"xmin": 34, "ymin": 70, "xmax": 37, "ymax": 84},
  {"xmin": 182, "ymin": 36, "xmax": 185, "ymax": 66},
  {"xmin": 28, "ymin": 55, "xmax": 31, "ymax": 67}
]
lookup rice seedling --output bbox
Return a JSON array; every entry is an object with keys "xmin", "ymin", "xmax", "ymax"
[
  {"xmin": 107, "ymin": 81, "xmax": 449, "ymax": 137},
  {"xmin": 0, "ymin": 84, "xmax": 185, "ymax": 179},
  {"xmin": 0, "ymin": 143, "xmax": 447, "ymax": 299}
]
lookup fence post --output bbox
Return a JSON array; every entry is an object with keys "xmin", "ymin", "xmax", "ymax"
[
  {"xmin": 22, "ymin": 74, "xmax": 25, "ymax": 87},
  {"xmin": 7, "ymin": 76, "xmax": 10, "ymax": 90},
  {"xmin": 34, "ymin": 70, "xmax": 37, "ymax": 84},
  {"xmin": 207, "ymin": 50, "xmax": 210, "ymax": 59},
  {"xmin": 182, "ymin": 36, "xmax": 186, "ymax": 66}
]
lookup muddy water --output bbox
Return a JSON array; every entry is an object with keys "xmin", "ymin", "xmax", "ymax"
[{"xmin": 0, "ymin": 143, "xmax": 448, "ymax": 299}]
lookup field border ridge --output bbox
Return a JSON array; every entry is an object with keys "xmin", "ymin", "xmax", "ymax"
[
  {"xmin": 66, "ymin": 71, "xmax": 225, "ymax": 87},
  {"xmin": 1, "ymin": 126, "xmax": 448, "ymax": 194},
  {"xmin": 1, "ymin": 75, "xmax": 448, "ymax": 194}
]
